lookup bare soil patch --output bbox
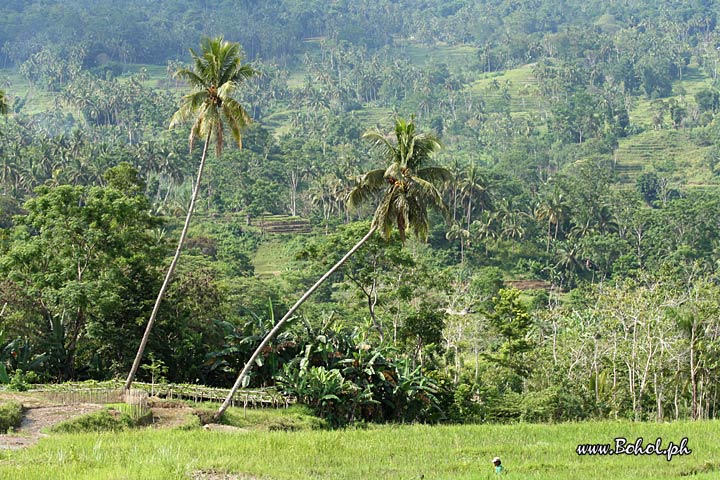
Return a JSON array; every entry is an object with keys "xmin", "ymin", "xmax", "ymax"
[
  {"xmin": 506, "ymin": 279, "xmax": 551, "ymax": 290},
  {"xmin": 149, "ymin": 405, "xmax": 195, "ymax": 428},
  {"xmin": 202, "ymin": 423, "xmax": 248, "ymax": 433},
  {"xmin": 0, "ymin": 403, "xmax": 104, "ymax": 450},
  {"xmin": 192, "ymin": 472, "xmax": 262, "ymax": 480},
  {"xmin": 0, "ymin": 398, "xmax": 206, "ymax": 449}
]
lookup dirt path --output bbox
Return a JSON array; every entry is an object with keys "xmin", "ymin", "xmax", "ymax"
[
  {"xmin": 0, "ymin": 400, "xmax": 204, "ymax": 450},
  {"xmin": 192, "ymin": 473, "xmax": 260, "ymax": 480},
  {"xmin": 0, "ymin": 403, "xmax": 104, "ymax": 450}
]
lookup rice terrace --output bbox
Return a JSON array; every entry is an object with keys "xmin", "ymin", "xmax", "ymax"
[{"xmin": 4, "ymin": 0, "xmax": 720, "ymax": 479}]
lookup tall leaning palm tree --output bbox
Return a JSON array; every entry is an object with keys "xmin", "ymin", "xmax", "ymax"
[
  {"xmin": 215, "ymin": 116, "xmax": 452, "ymax": 419},
  {"xmin": 124, "ymin": 37, "xmax": 257, "ymax": 392}
]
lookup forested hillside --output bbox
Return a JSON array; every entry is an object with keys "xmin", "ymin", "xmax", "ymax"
[{"xmin": 1, "ymin": 0, "xmax": 720, "ymax": 424}]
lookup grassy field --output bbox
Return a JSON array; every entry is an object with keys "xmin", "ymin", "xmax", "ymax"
[
  {"xmin": 613, "ymin": 129, "xmax": 715, "ymax": 185},
  {"xmin": 397, "ymin": 42, "xmax": 478, "ymax": 72},
  {"xmin": 0, "ymin": 418, "xmax": 718, "ymax": 479},
  {"xmin": 629, "ymin": 65, "xmax": 711, "ymax": 129},
  {"xmin": 252, "ymin": 237, "xmax": 295, "ymax": 279},
  {"xmin": 0, "ymin": 70, "xmax": 59, "ymax": 115}
]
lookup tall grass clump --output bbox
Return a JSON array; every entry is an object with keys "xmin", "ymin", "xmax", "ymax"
[
  {"xmin": 219, "ymin": 404, "xmax": 328, "ymax": 431},
  {"xmin": 0, "ymin": 401, "xmax": 23, "ymax": 432}
]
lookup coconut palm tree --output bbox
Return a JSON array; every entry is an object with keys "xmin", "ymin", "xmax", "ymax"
[
  {"xmin": 535, "ymin": 190, "xmax": 570, "ymax": 253},
  {"xmin": 446, "ymin": 223, "xmax": 470, "ymax": 264},
  {"xmin": 124, "ymin": 36, "xmax": 257, "ymax": 392},
  {"xmin": 460, "ymin": 164, "xmax": 492, "ymax": 230},
  {"xmin": 0, "ymin": 90, "xmax": 8, "ymax": 115},
  {"xmin": 215, "ymin": 116, "xmax": 451, "ymax": 419}
]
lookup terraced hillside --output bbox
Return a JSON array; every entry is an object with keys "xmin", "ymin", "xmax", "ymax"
[
  {"xmin": 257, "ymin": 215, "xmax": 312, "ymax": 234},
  {"xmin": 468, "ymin": 64, "xmax": 548, "ymax": 115},
  {"xmin": 612, "ymin": 130, "xmax": 715, "ymax": 186}
]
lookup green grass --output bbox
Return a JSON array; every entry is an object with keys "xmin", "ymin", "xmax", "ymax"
[
  {"xmin": 47, "ymin": 403, "xmax": 155, "ymax": 434},
  {"xmin": 466, "ymin": 63, "xmax": 547, "ymax": 116},
  {"xmin": 0, "ymin": 419, "xmax": 718, "ymax": 479},
  {"xmin": 613, "ymin": 129, "xmax": 715, "ymax": 185},
  {"xmin": 2, "ymin": 47, "xmax": 718, "ymax": 196},
  {"xmin": 629, "ymin": 65, "xmax": 712, "ymax": 129},
  {"xmin": 262, "ymin": 109, "xmax": 298, "ymax": 137},
  {"xmin": 48, "ymin": 409, "xmax": 134, "ymax": 434},
  {"xmin": 0, "ymin": 64, "xmax": 178, "ymax": 118},
  {"xmin": 252, "ymin": 238, "xmax": 294, "ymax": 279},
  {"xmin": 286, "ymin": 70, "xmax": 307, "ymax": 91},
  {"xmin": 467, "ymin": 64, "xmax": 538, "ymax": 93},
  {"xmin": 353, "ymin": 105, "xmax": 394, "ymax": 129},
  {"xmin": 219, "ymin": 405, "xmax": 327, "ymax": 431},
  {"xmin": 0, "ymin": 69, "xmax": 59, "ymax": 115},
  {"xmin": 397, "ymin": 42, "xmax": 478, "ymax": 72}
]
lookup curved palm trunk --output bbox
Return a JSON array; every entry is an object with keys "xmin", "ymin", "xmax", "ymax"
[
  {"xmin": 124, "ymin": 132, "xmax": 212, "ymax": 392},
  {"xmin": 215, "ymin": 225, "xmax": 378, "ymax": 420}
]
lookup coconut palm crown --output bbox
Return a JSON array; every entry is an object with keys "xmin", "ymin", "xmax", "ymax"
[
  {"xmin": 169, "ymin": 36, "xmax": 257, "ymax": 155},
  {"xmin": 349, "ymin": 116, "xmax": 452, "ymax": 242}
]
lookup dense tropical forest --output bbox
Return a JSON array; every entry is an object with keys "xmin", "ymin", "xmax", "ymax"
[{"xmin": 1, "ymin": 0, "xmax": 720, "ymax": 426}]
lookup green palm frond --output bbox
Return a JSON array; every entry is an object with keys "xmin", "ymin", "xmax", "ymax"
[
  {"xmin": 235, "ymin": 63, "xmax": 258, "ymax": 82},
  {"xmin": 383, "ymin": 163, "xmax": 402, "ymax": 181},
  {"xmin": 217, "ymin": 80, "xmax": 238, "ymax": 98},
  {"xmin": 410, "ymin": 176, "xmax": 450, "ymax": 219},
  {"xmin": 359, "ymin": 117, "xmax": 448, "ymax": 243},
  {"xmin": 417, "ymin": 166, "xmax": 453, "ymax": 184},
  {"xmin": 221, "ymin": 97, "xmax": 252, "ymax": 147},
  {"xmin": 406, "ymin": 193, "xmax": 429, "ymax": 241},
  {"xmin": 392, "ymin": 191, "xmax": 410, "ymax": 242},
  {"xmin": 169, "ymin": 91, "xmax": 208, "ymax": 129},
  {"xmin": 362, "ymin": 131, "xmax": 395, "ymax": 160},
  {"xmin": 170, "ymin": 36, "xmax": 257, "ymax": 155},
  {"xmin": 363, "ymin": 117, "xmax": 441, "ymax": 172},
  {"xmin": 406, "ymin": 133, "xmax": 441, "ymax": 168},
  {"xmin": 348, "ymin": 169, "xmax": 386, "ymax": 208},
  {"xmin": 202, "ymin": 104, "xmax": 220, "ymax": 137},
  {"xmin": 175, "ymin": 68, "xmax": 207, "ymax": 89},
  {"xmin": 372, "ymin": 190, "xmax": 396, "ymax": 241}
]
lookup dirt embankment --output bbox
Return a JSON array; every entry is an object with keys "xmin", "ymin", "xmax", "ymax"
[
  {"xmin": 0, "ymin": 397, "xmax": 199, "ymax": 450},
  {"xmin": 0, "ymin": 403, "xmax": 104, "ymax": 449}
]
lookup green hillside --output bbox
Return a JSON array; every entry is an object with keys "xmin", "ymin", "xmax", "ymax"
[{"xmin": 5, "ymin": 0, "xmax": 720, "ymax": 432}]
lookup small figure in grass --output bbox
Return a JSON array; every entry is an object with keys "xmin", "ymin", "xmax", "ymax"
[{"xmin": 492, "ymin": 456, "xmax": 504, "ymax": 474}]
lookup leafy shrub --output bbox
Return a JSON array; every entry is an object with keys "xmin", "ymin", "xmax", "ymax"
[
  {"xmin": 7, "ymin": 369, "xmax": 39, "ymax": 392},
  {"xmin": 173, "ymin": 413, "xmax": 202, "ymax": 431},
  {"xmin": 450, "ymin": 383, "xmax": 482, "ymax": 422},
  {"xmin": 277, "ymin": 340, "xmax": 445, "ymax": 426},
  {"xmin": 0, "ymin": 401, "xmax": 23, "ymax": 432}
]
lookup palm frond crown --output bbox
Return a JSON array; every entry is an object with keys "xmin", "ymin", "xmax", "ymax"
[
  {"xmin": 169, "ymin": 36, "xmax": 258, "ymax": 155},
  {"xmin": 351, "ymin": 116, "xmax": 452, "ymax": 242}
]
